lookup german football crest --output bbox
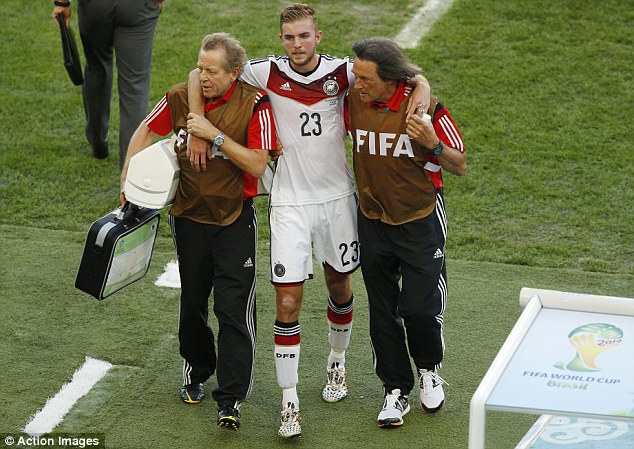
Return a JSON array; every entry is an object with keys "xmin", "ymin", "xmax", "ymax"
[
  {"xmin": 274, "ymin": 263, "xmax": 286, "ymax": 277},
  {"xmin": 323, "ymin": 79, "xmax": 339, "ymax": 96}
]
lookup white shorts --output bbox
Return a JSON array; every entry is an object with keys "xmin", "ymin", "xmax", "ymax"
[{"xmin": 270, "ymin": 194, "xmax": 360, "ymax": 284}]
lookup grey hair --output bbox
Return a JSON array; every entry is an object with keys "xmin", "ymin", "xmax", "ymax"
[
  {"xmin": 352, "ymin": 37, "xmax": 421, "ymax": 82},
  {"xmin": 200, "ymin": 33, "xmax": 247, "ymax": 74}
]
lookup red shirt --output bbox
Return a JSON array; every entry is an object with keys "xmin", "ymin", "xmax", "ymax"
[{"xmin": 144, "ymin": 81, "xmax": 276, "ymax": 198}]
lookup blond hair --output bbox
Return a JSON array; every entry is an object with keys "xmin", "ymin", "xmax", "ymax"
[{"xmin": 280, "ymin": 3, "xmax": 318, "ymax": 31}]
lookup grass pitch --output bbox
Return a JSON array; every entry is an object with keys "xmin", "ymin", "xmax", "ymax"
[{"xmin": 0, "ymin": 0, "xmax": 631, "ymax": 448}]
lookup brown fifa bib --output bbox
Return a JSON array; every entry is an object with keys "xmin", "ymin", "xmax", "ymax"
[
  {"xmin": 348, "ymin": 88, "xmax": 437, "ymax": 225},
  {"xmin": 167, "ymin": 82, "xmax": 260, "ymax": 225}
]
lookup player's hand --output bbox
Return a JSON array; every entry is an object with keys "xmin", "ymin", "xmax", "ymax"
[
  {"xmin": 186, "ymin": 134, "xmax": 211, "ymax": 172},
  {"xmin": 186, "ymin": 112, "xmax": 214, "ymax": 172},
  {"xmin": 269, "ymin": 139, "xmax": 283, "ymax": 161},
  {"xmin": 406, "ymin": 76, "xmax": 431, "ymax": 121}
]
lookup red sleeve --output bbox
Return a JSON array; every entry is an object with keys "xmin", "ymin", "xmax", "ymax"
[
  {"xmin": 432, "ymin": 103, "xmax": 465, "ymax": 153},
  {"xmin": 425, "ymin": 103, "xmax": 466, "ymax": 189},
  {"xmin": 243, "ymin": 90, "xmax": 276, "ymax": 199},
  {"xmin": 246, "ymin": 90, "xmax": 276, "ymax": 150},
  {"xmin": 144, "ymin": 92, "xmax": 173, "ymax": 136}
]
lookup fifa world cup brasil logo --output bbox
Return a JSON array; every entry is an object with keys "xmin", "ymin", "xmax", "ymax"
[{"xmin": 554, "ymin": 323, "xmax": 623, "ymax": 372}]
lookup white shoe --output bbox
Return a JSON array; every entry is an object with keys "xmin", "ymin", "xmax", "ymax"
[
  {"xmin": 377, "ymin": 389, "xmax": 410, "ymax": 427},
  {"xmin": 322, "ymin": 363, "xmax": 348, "ymax": 402},
  {"xmin": 278, "ymin": 402, "xmax": 301, "ymax": 438},
  {"xmin": 419, "ymin": 369, "xmax": 447, "ymax": 413}
]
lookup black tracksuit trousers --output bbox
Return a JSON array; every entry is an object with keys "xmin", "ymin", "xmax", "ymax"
[
  {"xmin": 169, "ymin": 200, "xmax": 257, "ymax": 407},
  {"xmin": 358, "ymin": 191, "xmax": 447, "ymax": 396}
]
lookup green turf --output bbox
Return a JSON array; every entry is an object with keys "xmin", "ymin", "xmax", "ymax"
[
  {"xmin": 0, "ymin": 0, "xmax": 632, "ymax": 448},
  {"xmin": 1, "ymin": 224, "xmax": 631, "ymax": 448},
  {"xmin": 0, "ymin": 222, "xmax": 632, "ymax": 448}
]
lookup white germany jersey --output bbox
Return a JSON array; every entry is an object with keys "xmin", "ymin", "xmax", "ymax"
[{"xmin": 241, "ymin": 55, "xmax": 356, "ymax": 206}]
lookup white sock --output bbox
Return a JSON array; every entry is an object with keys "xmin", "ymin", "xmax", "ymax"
[
  {"xmin": 275, "ymin": 344, "xmax": 300, "ymax": 389},
  {"xmin": 327, "ymin": 321, "xmax": 352, "ymax": 368},
  {"xmin": 282, "ymin": 387, "xmax": 299, "ymax": 410},
  {"xmin": 328, "ymin": 350, "xmax": 345, "ymax": 369}
]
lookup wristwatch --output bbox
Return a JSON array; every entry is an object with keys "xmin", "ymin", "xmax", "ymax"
[
  {"xmin": 430, "ymin": 140, "xmax": 444, "ymax": 156},
  {"xmin": 214, "ymin": 132, "xmax": 225, "ymax": 148}
]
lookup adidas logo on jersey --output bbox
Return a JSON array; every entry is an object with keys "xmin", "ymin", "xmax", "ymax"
[
  {"xmin": 243, "ymin": 257, "xmax": 254, "ymax": 268},
  {"xmin": 433, "ymin": 248, "xmax": 444, "ymax": 259},
  {"xmin": 279, "ymin": 82, "xmax": 292, "ymax": 91}
]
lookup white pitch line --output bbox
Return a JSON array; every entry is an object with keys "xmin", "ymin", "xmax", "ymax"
[
  {"xmin": 154, "ymin": 259, "xmax": 181, "ymax": 288},
  {"xmin": 23, "ymin": 357, "xmax": 113, "ymax": 436},
  {"xmin": 394, "ymin": 0, "xmax": 455, "ymax": 49}
]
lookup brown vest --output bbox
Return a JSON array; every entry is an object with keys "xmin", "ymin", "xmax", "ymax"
[
  {"xmin": 348, "ymin": 88, "xmax": 436, "ymax": 225},
  {"xmin": 168, "ymin": 81, "xmax": 259, "ymax": 225}
]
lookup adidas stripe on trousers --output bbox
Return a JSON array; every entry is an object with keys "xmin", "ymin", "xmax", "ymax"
[
  {"xmin": 358, "ymin": 191, "xmax": 447, "ymax": 396},
  {"xmin": 169, "ymin": 199, "xmax": 257, "ymax": 406}
]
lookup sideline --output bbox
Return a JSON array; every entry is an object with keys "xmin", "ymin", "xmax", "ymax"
[
  {"xmin": 23, "ymin": 357, "xmax": 113, "ymax": 436},
  {"xmin": 394, "ymin": 0, "xmax": 454, "ymax": 49}
]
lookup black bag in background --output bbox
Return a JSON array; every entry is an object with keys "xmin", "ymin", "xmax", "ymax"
[{"xmin": 57, "ymin": 12, "xmax": 83, "ymax": 86}]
